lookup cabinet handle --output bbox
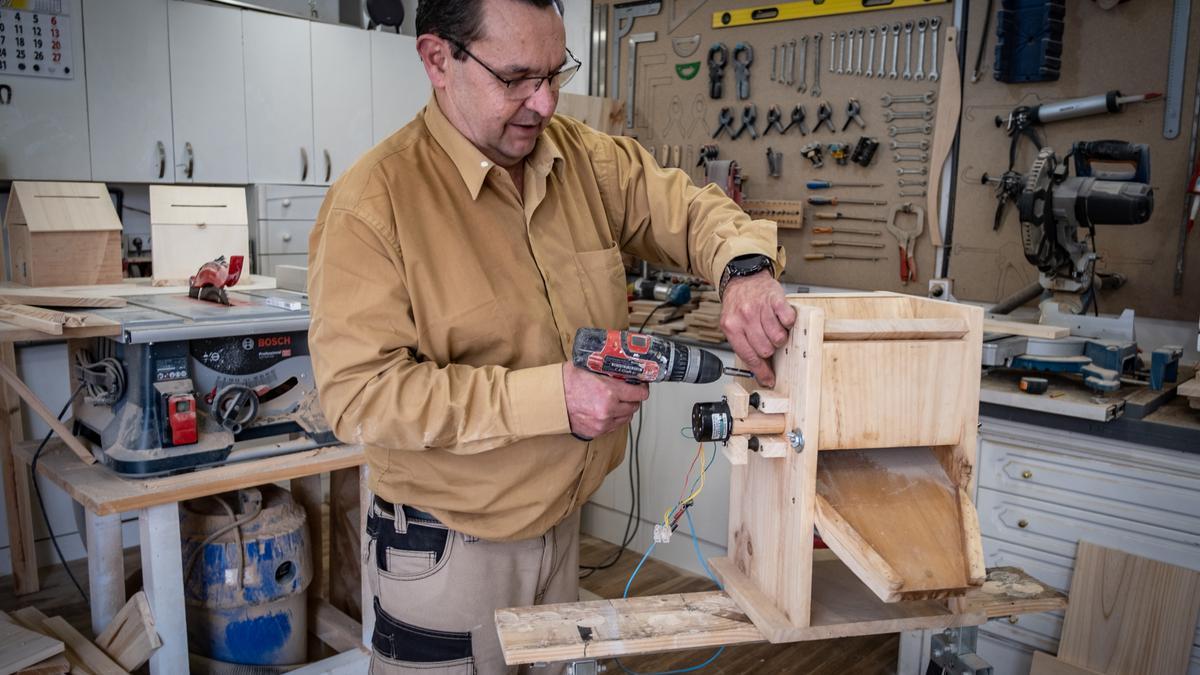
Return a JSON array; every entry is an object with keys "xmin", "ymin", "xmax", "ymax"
[
  {"xmin": 1017, "ymin": 518, "xmax": 1029, "ymax": 529},
  {"xmin": 1021, "ymin": 470, "xmax": 1033, "ymax": 479},
  {"xmin": 323, "ymin": 149, "xmax": 332, "ymax": 183},
  {"xmin": 301, "ymin": 147, "xmax": 309, "ymax": 182},
  {"xmin": 184, "ymin": 142, "xmax": 195, "ymax": 179},
  {"xmin": 156, "ymin": 141, "xmax": 166, "ymax": 179},
  {"xmin": 282, "ymin": 232, "xmax": 292, "ymax": 242}
]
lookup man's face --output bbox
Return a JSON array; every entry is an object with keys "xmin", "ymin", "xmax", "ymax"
[{"xmin": 438, "ymin": 1, "xmax": 567, "ymax": 168}]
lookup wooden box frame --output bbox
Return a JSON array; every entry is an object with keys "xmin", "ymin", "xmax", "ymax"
[{"xmin": 710, "ymin": 292, "xmax": 986, "ymax": 642}]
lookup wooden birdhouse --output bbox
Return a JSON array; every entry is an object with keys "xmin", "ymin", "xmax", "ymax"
[
  {"xmin": 149, "ymin": 185, "xmax": 249, "ymax": 285},
  {"xmin": 3, "ymin": 181, "xmax": 124, "ymax": 287}
]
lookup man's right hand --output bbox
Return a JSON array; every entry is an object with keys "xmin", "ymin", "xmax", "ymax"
[{"xmin": 562, "ymin": 363, "xmax": 649, "ymax": 439}]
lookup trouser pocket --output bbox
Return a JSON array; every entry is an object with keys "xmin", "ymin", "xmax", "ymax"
[
  {"xmin": 367, "ymin": 498, "xmax": 452, "ymax": 579},
  {"xmin": 371, "ymin": 597, "xmax": 475, "ymax": 674}
]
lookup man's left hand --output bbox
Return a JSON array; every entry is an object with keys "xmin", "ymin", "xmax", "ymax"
[{"xmin": 719, "ymin": 271, "xmax": 796, "ymax": 388}]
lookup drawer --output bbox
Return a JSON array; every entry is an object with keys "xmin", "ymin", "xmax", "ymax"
[
  {"xmin": 978, "ymin": 435, "xmax": 1200, "ymax": 533},
  {"xmin": 977, "ymin": 487, "xmax": 1200, "ymax": 572},
  {"xmin": 255, "ymin": 184, "xmax": 328, "ymax": 221},
  {"xmin": 257, "ymin": 220, "xmax": 313, "ymax": 255},
  {"xmin": 257, "ymin": 254, "xmax": 309, "ymax": 277}
]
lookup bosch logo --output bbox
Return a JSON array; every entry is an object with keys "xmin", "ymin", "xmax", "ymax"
[
  {"xmin": 242, "ymin": 338, "xmax": 254, "ymax": 350},
  {"xmin": 258, "ymin": 336, "xmax": 292, "ymax": 348}
]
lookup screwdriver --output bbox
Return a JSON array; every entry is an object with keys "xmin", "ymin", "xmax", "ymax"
[
  {"xmin": 806, "ymin": 180, "xmax": 884, "ymax": 189},
  {"xmin": 811, "ymin": 239, "xmax": 885, "ymax": 249},
  {"xmin": 807, "ymin": 196, "xmax": 888, "ymax": 206},
  {"xmin": 812, "ymin": 225, "xmax": 880, "ymax": 236},
  {"xmin": 814, "ymin": 212, "xmax": 888, "ymax": 223},
  {"xmin": 804, "ymin": 253, "xmax": 883, "ymax": 261}
]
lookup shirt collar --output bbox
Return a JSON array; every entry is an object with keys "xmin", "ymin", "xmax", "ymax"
[{"xmin": 423, "ymin": 94, "xmax": 564, "ymax": 200}]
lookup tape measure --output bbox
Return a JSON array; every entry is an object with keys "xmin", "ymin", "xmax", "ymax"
[{"xmin": 712, "ymin": 0, "xmax": 949, "ymax": 29}]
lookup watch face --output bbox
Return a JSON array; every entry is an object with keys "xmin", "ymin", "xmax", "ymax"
[{"xmin": 731, "ymin": 255, "xmax": 769, "ymax": 275}]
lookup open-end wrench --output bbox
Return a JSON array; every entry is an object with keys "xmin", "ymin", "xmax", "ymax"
[
  {"xmin": 915, "ymin": 18, "xmax": 927, "ymax": 81},
  {"xmin": 828, "ymin": 32, "xmax": 836, "ymax": 73},
  {"xmin": 855, "ymin": 28, "xmax": 865, "ymax": 75},
  {"xmin": 880, "ymin": 91, "xmax": 937, "ymax": 107},
  {"xmin": 897, "ymin": 166, "xmax": 927, "ymax": 176},
  {"xmin": 797, "ymin": 36, "xmax": 808, "ymax": 92},
  {"xmin": 902, "ymin": 21, "xmax": 914, "ymax": 80},
  {"xmin": 929, "ymin": 17, "xmax": 942, "ymax": 82},
  {"xmin": 898, "ymin": 178, "xmax": 928, "ymax": 187},
  {"xmin": 771, "ymin": 45, "xmax": 778, "ymax": 81},
  {"xmin": 899, "ymin": 188, "xmax": 927, "ymax": 197},
  {"xmin": 837, "ymin": 32, "xmax": 847, "ymax": 74},
  {"xmin": 888, "ymin": 24, "xmax": 900, "ymax": 79},
  {"xmin": 883, "ymin": 108, "xmax": 933, "ymax": 122},
  {"xmin": 894, "ymin": 152, "xmax": 929, "ymax": 162},
  {"xmin": 889, "ymin": 124, "xmax": 932, "ymax": 137},
  {"xmin": 812, "ymin": 33, "xmax": 823, "ymax": 96},
  {"xmin": 878, "ymin": 24, "xmax": 888, "ymax": 78},
  {"xmin": 891, "ymin": 139, "xmax": 930, "ymax": 151},
  {"xmin": 846, "ymin": 30, "xmax": 855, "ymax": 73},
  {"xmin": 783, "ymin": 39, "xmax": 795, "ymax": 85},
  {"xmin": 866, "ymin": 27, "xmax": 876, "ymax": 77}
]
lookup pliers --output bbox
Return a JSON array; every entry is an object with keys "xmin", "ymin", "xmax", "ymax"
[{"xmin": 886, "ymin": 203, "xmax": 924, "ymax": 284}]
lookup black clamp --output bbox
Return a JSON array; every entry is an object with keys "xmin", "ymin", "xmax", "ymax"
[
  {"xmin": 815, "ymin": 101, "xmax": 836, "ymax": 133},
  {"xmin": 732, "ymin": 104, "xmax": 758, "ymax": 140},
  {"xmin": 783, "ymin": 104, "xmax": 808, "ymax": 136},
  {"xmin": 733, "ymin": 42, "xmax": 754, "ymax": 100},
  {"xmin": 712, "ymin": 107, "xmax": 735, "ymax": 139},
  {"xmin": 764, "ymin": 105, "xmax": 787, "ymax": 135},
  {"xmin": 842, "ymin": 98, "xmax": 866, "ymax": 131},
  {"xmin": 708, "ymin": 43, "xmax": 729, "ymax": 99}
]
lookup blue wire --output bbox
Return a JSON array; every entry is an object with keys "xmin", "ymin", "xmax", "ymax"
[{"xmin": 616, "ymin": 494, "xmax": 725, "ymax": 674}]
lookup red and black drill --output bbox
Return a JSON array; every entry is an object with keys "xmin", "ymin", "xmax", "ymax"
[{"xmin": 571, "ymin": 327, "xmax": 751, "ymax": 384}]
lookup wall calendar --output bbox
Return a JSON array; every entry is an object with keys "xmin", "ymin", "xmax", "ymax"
[{"xmin": 0, "ymin": 4, "xmax": 73, "ymax": 80}]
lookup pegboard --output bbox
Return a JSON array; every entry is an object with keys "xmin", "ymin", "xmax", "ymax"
[
  {"xmin": 950, "ymin": 0, "xmax": 1200, "ymax": 322},
  {"xmin": 600, "ymin": 0, "xmax": 1200, "ymax": 322}
]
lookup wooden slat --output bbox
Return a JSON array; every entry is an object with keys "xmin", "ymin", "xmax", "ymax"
[
  {"xmin": 958, "ymin": 488, "xmax": 987, "ymax": 585},
  {"xmin": 5, "ymin": 610, "xmax": 86, "ymax": 675},
  {"xmin": 813, "ymin": 493, "xmax": 904, "ymax": 602},
  {"xmin": 0, "ymin": 363, "xmax": 94, "ymax": 464},
  {"xmin": 0, "ymin": 275, "xmax": 275, "ymax": 300},
  {"xmin": 823, "ymin": 318, "xmax": 969, "ymax": 341},
  {"xmin": 961, "ymin": 567, "xmax": 1067, "ymax": 618},
  {"xmin": 0, "ymin": 342, "xmax": 37, "ymax": 596},
  {"xmin": 15, "ymin": 439, "xmax": 363, "ymax": 515},
  {"xmin": 38, "ymin": 617, "xmax": 128, "ymax": 675},
  {"xmin": 724, "ymin": 382, "xmax": 751, "ymax": 418},
  {"xmin": 750, "ymin": 390, "xmax": 789, "ymax": 414},
  {"xmin": 0, "ymin": 307, "xmax": 63, "ymax": 335},
  {"xmin": 0, "ymin": 615, "xmax": 64, "ymax": 675},
  {"xmin": 15, "ymin": 653, "xmax": 70, "ymax": 675},
  {"xmin": 723, "ymin": 436, "xmax": 749, "ymax": 465},
  {"xmin": 983, "ymin": 318, "xmax": 1070, "ymax": 339},
  {"xmin": 93, "ymin": 592, "xmax": 160, "ymax": 672},
  {"xmin": 309, "ymin": 599, "xmax": 363, "ymax": 654},
  {"xmin": 1030, "ymin": 651, "xmax": 1105, "ymax": 675},
  {"xmin": 1057, "ymin": 541, "xmax": 1200, "ymax": 675},
  {"xmin": 0, "ymin": 292, "xmax": 125, "ymax": 309}
]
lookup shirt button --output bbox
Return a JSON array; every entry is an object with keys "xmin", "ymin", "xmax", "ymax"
[{"xmin": 480, "ymin": 161, "xmax": 490, "ymax": 168}]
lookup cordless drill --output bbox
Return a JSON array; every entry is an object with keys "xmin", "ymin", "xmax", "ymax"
[{"xmin": 571, "ymin": 327, "xmax": 750, "ymax": 384}]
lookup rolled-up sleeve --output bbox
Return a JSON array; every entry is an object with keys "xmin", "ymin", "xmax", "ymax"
[
  {"xmin": 307, "ymin": 209, "xmax": 570, "ymax": 455},
  {"xmin": 590, "ymin": 133, "xmax": 786, "ymax": 283}
]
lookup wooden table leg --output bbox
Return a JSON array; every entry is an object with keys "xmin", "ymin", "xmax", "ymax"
[
  {"xmin": 139, "ymin": 502, "xmax": 187, "ymax": 674},
  {"xmin": 359, "ymin": 463, "xmax": 372, "ymax": 647},
  {"xmin": 0, "ymin": 342, "xmax": 36, "ymax": 595},
  {"xmin": 85, "ymin": 510, "xmax": 126, "ymax": 636},
  {"xmin": 328, "ymin": 467, "xmax": 361, "ymax": 621},
  {"xmin": 290, "ymin": 474, "xmax": 326, "ymax": 599}
]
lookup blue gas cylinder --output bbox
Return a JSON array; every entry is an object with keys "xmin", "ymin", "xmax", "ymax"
[{"xmin": 181, "ymin": 484, "xmax": 312, "ymax": 666}]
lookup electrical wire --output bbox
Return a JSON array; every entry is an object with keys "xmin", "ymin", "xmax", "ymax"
[
  {"xmin": 638, "ymin": 302, "xmax": 672, "ymax": 332},
  {"xmin": 30, "ymin": 385, "xmax": 87, "ymax": 603},
  {"xmin": 579, "ymin": 409, "xmax": 644, "ymax": 578}
]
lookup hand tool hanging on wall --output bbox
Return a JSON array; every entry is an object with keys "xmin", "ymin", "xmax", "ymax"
[
  {"xmin": 995, "ymin": 91, "xmax": 1161, "ymax": 170},
  {"xmin": 971, "ymin": 0, "xmax": 995, "ymax": 83},
  {"xmin": 837, "ymin": 32, "xmax": 846, "ymax": 74},
  {"xmin": 800, "ymin": 142, "xmax": 825, "ymax": 167},
  {"xmin": 842, "ymin": 99, "xmax": 866, "ymax": 131},
  {"xmin": 733, "ymin": 42, "xmax": 754, "ymax": 99},
  {"xmin": 888, "ymin": 23, "xmax": 900, "ymax": 79},
  {"xmin": 886, "ymin": 203, "xmax": 924, "ymax": 284},
  {"xmin": 626, "ymin": 32, "xmax": 657, "ymax": 129},
  {"xmin": 866, "ymin": 27, "xmax": 877, "ymax": 78},
  {"xmin": 1174, "ymin": 39, "xmax": 1200, "ymax": 294},
  {"xmin": 672, "ymin": 34, "xmax": 701, "ymax": 58},
  {"xmin": 851, "ymin": 136, "xmax": 879, "ymax": 166},
  {"xmin": 784, "ymin": 105, "xmax": 809, "ymax": 135},
  {"xmin": 881, "ymin": 91, "xmax": 936, "ymax": 107},
  {"xmin": 815, "ymin": 101, "xmax": 836, "ymax": 132},
  {"xmin": 811, "ymin": 239, "xmax": 885, "ymax": 249},
  {"xmin": 711, "ymin": 0, "xmax": 949, "ymax": 28},
  {"xmin": 811, "ymin": 33, "xmax": 823, "ymax": 97},
  {"xmin": 877, "ymin": 23, "xmax": 888, "ymax": 79},
  {"xmin": 902, "ymin": 20, "xmax": 914, "ymax": 80},
  {"xmin": 764, "ymin": 105, "xmax": 787, "ymax": 135},
  {"xmin": 708, "ymin": 43, "xmax": 729, "ymax": 99},
  {"xmin": 808, "ymin": 196, "xmax": 887, "ymax": 207},
  {"xmin": 766, "ymin": 147, "xmax": 783, "ymax": 177},
  {"xmin": 712, "ymin": 107, "xmax": 735, "ymax": 138},
  {"xmin": 732, "ymin": 105, "xmax": 759, "ymax": 139},
  {"xmin": 914, "ymin": 18, "xmax": 927, "ymax": 81},
  {"xmin": 675, "ymin": 62, "xmax": 700, "ymax": 80},
  {"xmin": 993, "ymin": 0, "xmax": 1065, "ymax": 83},
  {"xmin": 804, "ymin": 253, "xmax": 882, "ymax": 261},
  {"xmin": 928, "ymin": 17, "xmax": 942, "ymax": 81},
  {"xmin": 610, "ymin": 0, "xmax": 662, "ymax": 96},
  {"xmin": 815, "ymin": 212, "xmax": 888, "ymax": 223},
  {"xmin": 855, "ymin": 27, "xmax": 865, "ymax": 76},
  {"xmin": 828, "ymin": 142, "xmax": 851, "ymax": 165},
  {"xmin": 796, "ymin": 35, "xmax": 808, "ymax": 93},
  {"xmin": 813, "ymin": 225, "xmax": 880, "ymax": 236},
  {"xmin": 807, "ymin": 180, "xmax": 883, "ymax": 189}
]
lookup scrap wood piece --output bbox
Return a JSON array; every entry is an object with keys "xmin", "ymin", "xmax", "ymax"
[
  {"xmin": 983, "ymin": 318, "xmax": 1069, "ymax": 339},
  {"xmin": 0, "ymin": 360, "xmax": 95, "ymax": 464},
  {"xmin": 0, "ymin": 307, "xmax": 62, "ymax": 335},
  {"xmin": 1030, "ymin": 651, "xmax": 1104, "ymax": 675},
  {"xmin": 38, "ymin": 617, "xmax": 128, "ymax": 675},
  {"xmin": 961, "ymin": 567, "xmax": 1067, "ymax": 619},
  {"xmin": 94, "ymin": 592, "xmax": 161, "ymax": 672},
  {"xmin": 0, "ymin": 291, "xmax": 126, "ymax": 309},
  {"xmin": 15, "ymin": 653, "xmax": 69, "ymax": 675},
  {"xmin": 0, "ymin": 614, "xmax": 64, "ymax": 675},
  {"xmin": 1056, "ymin": 541, "xmax": 1200, "ymax": 675}
]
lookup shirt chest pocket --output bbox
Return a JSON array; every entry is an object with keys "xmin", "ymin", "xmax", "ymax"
[{"xmin": 573, "ymin": 243, "xmax": 628, "ymax": 329}]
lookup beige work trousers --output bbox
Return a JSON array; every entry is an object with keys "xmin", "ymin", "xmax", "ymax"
[{"xmin": 365, "ymin": 497, "xmax": 580, "ymax": 675}]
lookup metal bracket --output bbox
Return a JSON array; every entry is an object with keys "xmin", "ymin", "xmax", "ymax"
[{"xmin": 929, "ymin": 626, "xmax": 993, "ymax": 675}]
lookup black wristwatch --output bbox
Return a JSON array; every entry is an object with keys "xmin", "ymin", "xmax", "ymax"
[{"xmin": 719, "ymin": 254, "xmax": 774, "ymax": 298}]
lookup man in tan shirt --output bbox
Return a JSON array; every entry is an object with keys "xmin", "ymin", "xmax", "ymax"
[{"xmin": 307, "ymin": 0, "xmax": 794, "ymax": 672}]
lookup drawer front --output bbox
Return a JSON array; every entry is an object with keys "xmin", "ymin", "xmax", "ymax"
[
  {"xmin": 257, "ymin": 254, "xmax": 309, "ymax": 277},
  {"xmin": 978, "ymin": 430, "xmax": 1200, "ymax": 533},
  {"xmin": 256, "ymin": 185, "xmax": 328, "ymax": 221},
  {"xmin": 258, "ymin": 220, "xmax": 313, "ymax": 255}
]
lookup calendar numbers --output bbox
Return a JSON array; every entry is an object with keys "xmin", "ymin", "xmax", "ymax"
[{"xmin": 0, "ymin": 8, "xmax": 71, "ymax": 79}]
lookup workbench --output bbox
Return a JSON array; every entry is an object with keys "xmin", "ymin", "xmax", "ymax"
[{"xmin": 13, "ymin": 438, "xmax": 366, "ymax": 674}]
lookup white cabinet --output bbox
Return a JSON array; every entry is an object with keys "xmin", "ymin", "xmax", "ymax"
[
  {"xmin": 243, "ymin": 11, "xmax": 313, "ymax": 184},
  {"xmin": 0, "ymin": 0, "xmax": 90, "ymax": 181},
  {"xmin": 83, "ymin": 0, "xmax": 173, "ymax": 183},
  {"xmin": 311, "ymin": 22, "xmax": 371, "ymax": 185},
  {"xmin": 167, "ymin": 1, "xmax": 247, "ymax": 184},
  {"xmin": 249, "ymin": 183, "xmax": 325, "ymax": 276},
  {"xmin": 370, "ymin": 30, "xmax": 427, "ymax": 143}
]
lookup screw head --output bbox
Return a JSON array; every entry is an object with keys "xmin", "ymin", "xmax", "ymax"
[{"xmin": 787, "ymin": 429, "xmax": 805, "ymax": 451}]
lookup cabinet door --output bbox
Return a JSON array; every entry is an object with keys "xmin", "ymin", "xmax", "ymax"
[
  {"xmin": 167, "ymin": 1, "xmax": 247, "ymax": 184},
  {"xmin": 243, "ymin": 11, "xmax": 313, "ymax": 184},
  {"xmin": 0, "ymin": 0, "xmax": 90, "ymax": 180},
  {"xmin": 311, "ymin": 22, "xmax": 371, "ymax": 185},
  {"xmin": 83, "ymin": 0, "xmax": 173, "ymax": 183},
  {"xmin": 370, "ymin": 31, "xmax": 428, "ymax": 144}
]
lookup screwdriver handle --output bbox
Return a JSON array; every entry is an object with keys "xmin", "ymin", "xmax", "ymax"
[
  {"xmin": 806, "ymin": 180, "xmax": 833, "ymax": 189},
  {"xmin": 807, "ymin": 197, "xmax": 835, "ymax": 206},
  {"xmin": 813, "ymin": 212, "xmax": 842, "ymax": 220},
  {"xmin": 804, "ymin": 254, "xmax": 833, "ymax": 260},
  {"xmin": 813, "ymin": 226, "xmax": 835, "ymax": 234},
  {"xmin": 811, "ymin": 239, "xmax": 835, "ymax": 247}
]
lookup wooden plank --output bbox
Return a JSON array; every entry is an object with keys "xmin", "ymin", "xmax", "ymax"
[
  {"xmin": 0, "ymin": 362, "xmax": 94, "ymax": 464},
  {"xmin": 94, "ymin": 592, "xmax": 161, "ymax": 672},
  {"xmin": 815, "ymin": 448, "xmax": 971, "ymax": 598},
  {"xmin": 722, "ymin": 436, "xmax": 749, "ymax": 465},
  {"xmin": 961, "ymin": 567, "xmax": 1068, "ymax": 619},
  {"xmin": 1030, "ymin": 651, "xmax": 1105, "ymax": 675},
  {"xmin": 0, "ymin": 619, "xmax": 64, "ymax": 675},
  {"xmin": 958, "ymin": 488, "xmax": 987, "ymax": 585},
  {"xmin": 0, "ymin": 305, "xmax": 114, "ymax": 330},
  {"xmin": 15, "ymin": 653, "xmax": 70, "ymax": 675},
  {"xmin": 0, "ymin": 275, "xmax": 275, "ymax": 299},
  {"xmin": 723, "ymin": 382, "xmax": 750, "ymax": 418},
  {"xmin": 0, "ymin": 292, "xmax": 125, "ymax": 309},
  {"xmin": 0, "ymin": 322, "xmax": 123, "ymax": 343},
  {"xmin": 983, "ymin": 318, "xmax": 1070, "ymax": 339},
  {"xmin": 310, "ymin": 599, "xmax": 363, "ymax": 654},
  {"xmin": 750, "ymin": 390, "xmax": 789, "ymax": 414},
  {"xmin": 1178, "ymin": 373, "xmax": 1200, "ymax": 399},
  {"xmin": 329, "ymin": 467, "xmax": 363, "ymax": 622},
  {"xmin": 0, "ymin": 342, "xmax": 37, "ymax": 596},
  {"xmin": 823, "ymin": 318, "xmax": 969, "ymax": 341},
  {"xmin": 15, "ymin": 439, "xmax": 363, "ymax": 515},
  {"xmin": 287, "ymin": 649, "xmax": 370, "ymax": 675},
  {"xmin": 1057, "ymin": 541, "xmax": 1200, "ymax": 675},
  {"xmin": 5, "ymin": 610, "xmax": 84, "ymax": 675},
  {"xmin": 38, "ymin": 618, "xmax": 128, "ymax": 675},
  {"xmin": 0, "ymin": 309, "xmax": 61, "ymax": 335},
  {"xmin": 813, "ymin": 494, "xmax": 904, "ymax": 603}
]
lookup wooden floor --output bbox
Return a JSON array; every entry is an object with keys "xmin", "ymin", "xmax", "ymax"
[
  {"xmin": 0, "ymin": 536, "xmax": 899, "ymax": 674},
  {"xmin": 577, "ymin": 534, "xmax": 900, "ymax": 674}
]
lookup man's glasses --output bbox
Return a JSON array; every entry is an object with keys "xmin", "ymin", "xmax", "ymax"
[{"xmin": 451, "ymin": 40, "xmax": 581, "ymax": 101}]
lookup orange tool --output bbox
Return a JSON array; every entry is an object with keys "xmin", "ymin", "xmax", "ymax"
[
  {"xmin": 812, "ymin": 225, "xmax": 880, "ymax": 236},
  {"xmin": 885, "ymin": 203, "xmax": 924, "ymax": 284}
]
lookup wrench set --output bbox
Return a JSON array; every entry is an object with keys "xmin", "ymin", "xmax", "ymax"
[{"xmin": 829, "ymin": 17, "xmax": 942, "ymax": 82}]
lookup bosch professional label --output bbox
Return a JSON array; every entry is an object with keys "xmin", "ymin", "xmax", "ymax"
[{"xmin": 190, "ymin": 331, "xmax": 309, "ymax": 375}]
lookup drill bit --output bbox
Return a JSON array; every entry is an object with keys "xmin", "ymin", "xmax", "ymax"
[{"xmin": 724, "ymin": 367, "xmax": 754, "ymax": 378}]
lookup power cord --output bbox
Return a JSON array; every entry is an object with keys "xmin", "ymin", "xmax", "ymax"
[{"xmin": 30, "ymin": 385, "xmax": 88, "ymax": 603}]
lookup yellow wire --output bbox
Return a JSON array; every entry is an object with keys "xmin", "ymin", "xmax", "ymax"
[{"xmin": 663, "ymin": 443, "xmax": 708, "ymax": 528}]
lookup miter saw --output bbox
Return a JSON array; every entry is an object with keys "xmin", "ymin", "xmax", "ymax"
[{"xmin": 982, "ymin": 141, "xmax": 1181, "ymax": 393}]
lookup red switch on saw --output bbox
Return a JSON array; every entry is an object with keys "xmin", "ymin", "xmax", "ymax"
[{"xmin": 168, "ymin": 393, "xmax": 198, "ymax": 445}]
